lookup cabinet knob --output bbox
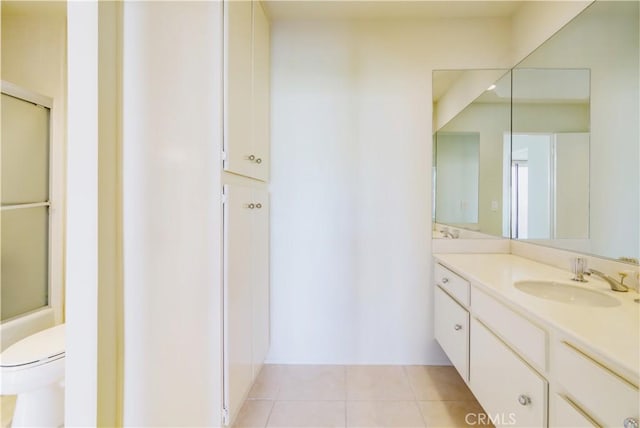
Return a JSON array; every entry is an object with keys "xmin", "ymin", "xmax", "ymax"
[
  {"xmin": 255, "ymin": 158, "xmax": 262, "ymax": 164},
  {"xmin": 247, "ymin": 203, "xmax": 255, "ymax": 209},
  {"xmin": 248, "ymin": 155, "xmax": 256, "ymax": 161},
  {"xmin": 624, "ymin": 418, "xmax": 639, "ymax": 428},
  {"xmin": 454, "ymin": 324, "xmax": 462, "ymax": 331},
  {"xmin": 517, "ymin": 395, "xmax": 531, "ymax": 406},
  {"xmin": 256, "ymin": 203, "xmax": 262, "ymax": 209},
  {"xmin": 442, "ymin": 277, "xmax": 449, "ymax": 284}
]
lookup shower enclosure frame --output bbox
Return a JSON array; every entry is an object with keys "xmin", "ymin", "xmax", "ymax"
[{"xmin": 1, "ymin": 80, "xmax": 64, "ymax": 350}]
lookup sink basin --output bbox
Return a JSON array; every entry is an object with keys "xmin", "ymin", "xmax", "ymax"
[{"xmin": 514, "ymin": 281, "xmax": 620, "ymax": 307}]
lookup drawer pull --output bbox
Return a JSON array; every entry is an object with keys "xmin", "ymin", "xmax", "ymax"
[
  {"xmin": 454, "ymin": 324, "xmax": 463, "ymax": 331},
  {"xmin": 247, "ymin": 203, "xmax": 255, "ymax": 209},
  {"xmin": 624, "ymin": 418, "xmax": 639, "ymax": 428},
  {"xmin": 256, "ymin": 203, "xmax": 262, "ymax": 209},
  {"xmin": 442, "ymin": 277, "xmax": 449, "ymax": 284},
  {"xmin": 518, "ymin": 395, "xmax": 531, "ymax": 406},
  {"xmin": 256, "ymin": 158, "xmax": 262, "ymax": 164},
  {"xmin": 248, "ymin": 154, "xmax": 256, "ymax": 161}
]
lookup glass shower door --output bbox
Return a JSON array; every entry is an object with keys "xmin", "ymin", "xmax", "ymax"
[{"xmin": 1, "ymin": 91, "xmax": 51, "ymax": 321}]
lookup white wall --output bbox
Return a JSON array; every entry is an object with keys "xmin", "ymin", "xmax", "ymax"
[
  {"xmin": 66, "ymin": 2, "xmax": 99, "ymax": 424},
  {"xmin": 269, "ymin": 18, "xmax": 512, "ymax": 364},
  {"xmin": 121, "ymin": 2, "xmax": 223, "ymax": 425}
]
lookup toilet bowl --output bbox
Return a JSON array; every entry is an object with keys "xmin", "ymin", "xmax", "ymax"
[{"xmin": 0, "ymin": 324, "xmax": 65, "ymax": 427}]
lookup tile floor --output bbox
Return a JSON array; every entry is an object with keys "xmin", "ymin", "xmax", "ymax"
[
  {"xmin": 1, "ymin": 365, "xmax": 490, "ymax": 427},
  {"xmin": 233, "ymin": 365, "xmax": 493, "ymax": 428},
  {"xmin": 1, "ymin": 395, "xmax": 16, "ymax": 428}
]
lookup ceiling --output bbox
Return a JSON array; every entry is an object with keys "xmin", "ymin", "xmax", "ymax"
[
  {"xmin": 1, "ymin": 1, "xmax": 66, "ymax": 18},
  {"xmin": 1, "ymin": 1, "xmax": 521, "ymax": 23},
  {"xmin": 264, "ymin": 1, "xmax": 523, "ymax": 21}
]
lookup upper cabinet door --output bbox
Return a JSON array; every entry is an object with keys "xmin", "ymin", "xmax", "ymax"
[
  {"xmin": 224, "ymin": 1, "xmax": 270, "ymax": 182},
  {"xmin": 224, "ymin": 0, "xmax": 254, "ymax": 179},
  {"xmin": 251, "ymin": 1, "xmax": 270, "ymax": 182}
]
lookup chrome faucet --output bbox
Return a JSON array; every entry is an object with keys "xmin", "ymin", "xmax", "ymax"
[
  {"xmin": 571, "ymin": 257, "xmax": 588, "ymax": 282},
  {"xmin": 586, "ymin": 269, "xmax": 629, "ymax": 292},
  {"xmin": 440, "ymin": 227, "xmax": 455, "ymax": 239}
]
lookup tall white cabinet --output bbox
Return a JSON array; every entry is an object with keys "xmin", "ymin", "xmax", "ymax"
[
  {"xmin": 222, "ymin": 1, "xmax": 271, "ymax": 426},
  {"xmin": 224, "ymin": 0, "xmax": 270, "ymax": 182},
  {"xmin": 223, "ymin": 185, "xmax": 269, "ymax": 425}
]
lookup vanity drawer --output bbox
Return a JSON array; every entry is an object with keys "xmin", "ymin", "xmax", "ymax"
[
  {"xmin": 434, "ymin": 286, "xmax": 469, "ymax": 381},
  {"xmin": 472, "ymin": 287, "xmax": 547, "ymax": 371},
  {"xmin": 434, "ymin": 263, "xmax": 470, "ymax": 306},
  {"xmin": 470, "ymin": 318, "xmax": 548, "ymax": 428},
  {"xmin": 554, "ymin": 342, "xmax": 639, "ymax": 427},
  {"xmin": 550, "ymin": 394, "xmax": 597, "ymax": 427}
]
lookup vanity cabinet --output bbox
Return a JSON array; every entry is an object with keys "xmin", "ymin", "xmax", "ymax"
[
  {"xmin": 223, "ymin": 184, "xmax": 270, "ymax": 425},
  {"xmin": 434, "ymin": 263, "xmax": 470, "ymax": 306},
  {"xmin": 224, "ymin": 0, "xmax": 270, "ymax": 182},
  {"xmin": 470, "ymin": 318, "xmax": 548, "ymax": 427},
  {"xmin": 473, "ymin": 287, "xmax": 547, "ymax": 371},
  {"xmin": 433, "ymin": 255, "xmax": 640, "ymax": 428},
  {"xmin": 552, "ymin": 342, "xmax": 639, "ymax": 427},
  {"xmin": 434, "ymin": 262, "xmax": 549, "ymax": 427},
  {"xmin": 550, "ymin": 394, "xmax": 597, "ymax": 427},
  {"xmin": 434, "ymin": 286, "xmax": 469, "ymax": 381}
]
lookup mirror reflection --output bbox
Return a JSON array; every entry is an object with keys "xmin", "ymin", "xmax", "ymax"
[
  {"xmin": 433, "ymin": 70, "xmax": 511, "ymax": 238},
  {"xmin": 432, "ymin": 1, "xmax": 638, "ymax": 263},
  {"xmin": 513, "ymin": 1, "xmax": 638, "ymax": 261},
  {"xmin": 511, "ymin": 68, "xmax": 590, "ymax": 242}
]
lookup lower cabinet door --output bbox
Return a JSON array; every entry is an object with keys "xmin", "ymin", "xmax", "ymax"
[
  {"xmin": 434, "ymin": 286, "xmax": 469, "ymax": 381},
  {"xmin": 553, "ymin": 341, "xmax": 639, "ymax": 427},
  {"xmin": 470, "ymin": 318, "xmax": 548, "ymax": 427},
  {"xmin": 550, "ymin": 394, "xmax": 597, "ymax": 428},
  {"xmin": 251, "ymin": 188, "xmax": 270, "ymax": 378},
  {"xmin": 223, "ymin": 184, "xmax": 256, "ymax": 425}
]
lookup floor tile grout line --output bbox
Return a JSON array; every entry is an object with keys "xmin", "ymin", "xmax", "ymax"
[
  {"xmin": 343, "ymin": 365, "xmax": 347, "ymax": 428},
  {"xmin": 262, "ymin": 399, "xmax": 275, "ymax": 428},
  {"xmin": 402, "ymin": 363, "xmax": 427, "ymax": 426},
  {"xmin": 402, "ymin": 365, "xmax": 419, "ymax": 402},
  {"xmin": 265, "ymin": 365, "xmax": 286, "ymax": 427}
]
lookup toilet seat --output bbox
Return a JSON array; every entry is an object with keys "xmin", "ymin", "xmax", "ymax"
[
  {"xmin": 0, "ymin": 325, "xmax": 66, "ymax": 427},
  {"xmin": 0, "ymin": 324, "xmax": 65, "ymax": 368}
]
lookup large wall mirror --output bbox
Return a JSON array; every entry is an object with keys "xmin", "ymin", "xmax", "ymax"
[
  {"xmin": 433, "ymin": 1, "xmax": 639, "ymax": 263},
  {"xmin": 511, "ymin": 68, "xmax": 590, "ymax": 243},
  {"xmin": 433, "ymin": 69, "xmax": 511, "ymax": 238},
  {"xmin": 514, "ymin": 0, "xmax": 638, "ymax": 261}
]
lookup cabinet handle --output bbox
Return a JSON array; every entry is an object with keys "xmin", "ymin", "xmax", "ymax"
[
  {"xmin": 517, "ymin": 395, "xmax": 531, "ymax": 406},
  {"xmin": 442, "ymin": 277, "xmax": 449, "ymax": 284},
  {"xmin": 624, "ymin": 418, "xmax": 639, "ymax": 428},
  {"xmin": 248, "ymin": 155, "xmax": 256, "ymax": 161},
  {"xmin": 454, "ymin": 324, "xmax": 462, "ymax": 331},
  {"xmin": 247, "ymin": 203, "xmax": 255, "ymax": 209},
  {"xmin": 255, "ymin": 158, "xmax": 262, "ymax": 164},
  {"xmin": 256, "ymin": 203, "xmax": 262, "ymax": 209}
]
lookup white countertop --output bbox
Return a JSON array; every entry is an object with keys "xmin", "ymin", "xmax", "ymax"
[{"xmin": 434, "ymin": 253, "xmax": 640, "ymax": 383}]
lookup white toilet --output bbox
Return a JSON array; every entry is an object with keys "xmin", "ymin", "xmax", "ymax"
[{"xmin": 0, "ymin": 324, "xmax": 65, "ymax": 427}]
